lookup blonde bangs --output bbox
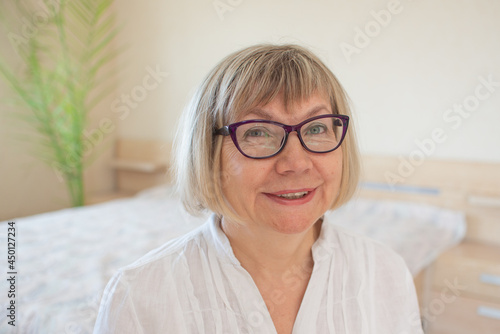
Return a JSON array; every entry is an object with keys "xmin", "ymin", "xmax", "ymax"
[
  {"xmin": 215, "ymin": 45, "xmax": 337, "ymax": 125},
  {"xmin": 174, "ymin": 44, "xmax": 360, "ymax": 220}
]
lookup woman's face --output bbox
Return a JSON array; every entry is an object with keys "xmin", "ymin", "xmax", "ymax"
[{"xmin": 220, "ymin": 92, "xmax": 343, "ymax": 234}]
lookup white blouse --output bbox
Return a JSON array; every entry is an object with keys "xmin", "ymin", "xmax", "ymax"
[{"xmin": 94, "ymin": 214, "xmax": 424, "ymax": 333}]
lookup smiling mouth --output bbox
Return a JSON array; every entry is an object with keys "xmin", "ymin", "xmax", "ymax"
[{"xmin": 276, "ymin": 191, "xmax": 310, "ymax": 199}]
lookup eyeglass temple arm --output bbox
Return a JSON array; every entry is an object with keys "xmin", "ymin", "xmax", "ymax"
[
  {"xmin": 334, "ymin": 119, "xmax": 344, "ymax": 127},
  {"xmin": 214, "ymin": 126, "xmax": 230, "ymax": 136}
]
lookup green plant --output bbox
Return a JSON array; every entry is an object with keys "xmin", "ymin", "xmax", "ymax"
[{"xmin": 0, "ymin": 0, "xmax": 120, "ymax": 206}]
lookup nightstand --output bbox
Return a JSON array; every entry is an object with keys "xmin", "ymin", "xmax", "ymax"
[
  {"xmin": 420, "ymin": 241, "xmax": 500, "ymax": 334},
  {"xmin": 86, "ymin": 139, "xmax": 171, "ymax": 205}
]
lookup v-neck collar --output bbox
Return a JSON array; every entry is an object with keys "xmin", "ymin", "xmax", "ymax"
[
  {"xmin": 203, "ymin": 214, "xmax": 337, "ymax": 333},
  {"xmin": 205, "ymin": 214, "xmax": 336, "ymax": 265}
]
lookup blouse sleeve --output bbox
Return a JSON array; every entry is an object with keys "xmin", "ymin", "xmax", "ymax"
[
  {"xmin": 372, "ymin": 249, "xmax": 424, "ymax": 333},
  {"xmin": 93, "ymin": 271, "xmax": 144, "ymax": 334}
]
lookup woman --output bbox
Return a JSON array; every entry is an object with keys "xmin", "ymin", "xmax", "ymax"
[{"xmin": 94, "ymin": 44, "xmax": 423, "ymax": 333}]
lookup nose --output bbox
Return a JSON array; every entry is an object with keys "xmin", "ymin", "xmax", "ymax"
[{"xmin": 274, "ymin": 132, "xmax": 313, "ymax": 174}]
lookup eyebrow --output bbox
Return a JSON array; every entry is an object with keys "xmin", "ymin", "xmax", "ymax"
[{"xmin": 244, "ymin": 104, "xmax": 332, "ymax": 121}]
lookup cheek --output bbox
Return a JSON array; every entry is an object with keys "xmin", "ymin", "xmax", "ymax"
[
  {"xmin": 323, "ymin": 153, "xmax": 343, "ymax": 188},
  {"xmin": 220, "ymin": 142, "xmax": 245, "ymax": 190}
]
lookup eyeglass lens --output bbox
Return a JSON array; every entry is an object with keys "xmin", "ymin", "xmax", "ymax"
[{"xmin": 234, "ymin": 116, "xmax": 345, "ymax": 158}]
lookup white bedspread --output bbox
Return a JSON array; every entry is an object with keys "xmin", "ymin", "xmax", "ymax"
[{"xmin": 0, "ymin": 185, "xmax": 466, "ymax": 334}]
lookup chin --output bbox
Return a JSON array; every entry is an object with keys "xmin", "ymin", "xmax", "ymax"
[{"xmin": 268, "ymin": 215, "xmax": 321, "ymax": 235}]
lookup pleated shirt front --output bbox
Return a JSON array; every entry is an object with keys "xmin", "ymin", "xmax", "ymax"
[{"xmin": 94, "ymin": 214, "xmax": 424, "ymax": 334}]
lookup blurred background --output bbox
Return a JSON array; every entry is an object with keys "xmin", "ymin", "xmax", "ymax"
[{"xmin": 1, "ymin": 0, "xmax": 499, "ymax": 220}]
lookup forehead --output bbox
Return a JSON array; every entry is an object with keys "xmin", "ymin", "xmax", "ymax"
[{"xmin": 236, "ymin": 92, "xmax": 333, "ymax": 123}]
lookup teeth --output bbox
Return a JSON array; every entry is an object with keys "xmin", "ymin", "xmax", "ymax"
[{"xmin": 277, "ymin": 191, "xmax": 309, "ymax": 199}]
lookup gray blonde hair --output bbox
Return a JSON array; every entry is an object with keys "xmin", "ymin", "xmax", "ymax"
[{"xmin": 173, "ymin": 44, "xmax": 360, "ymax": 220}]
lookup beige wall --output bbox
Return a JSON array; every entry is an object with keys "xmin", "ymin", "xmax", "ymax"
[
  {"xmin": 114, "ymin": 0, "xmax": 500, "ymax": 162},
  {"xmin": 2, "ymin": 0, "xmax": 499, "ymax": 219}
]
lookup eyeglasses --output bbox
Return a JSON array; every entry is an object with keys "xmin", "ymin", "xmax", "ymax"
[{"xmin": 215, "ymin": 114, "xmax": 349, "ymax": 159}]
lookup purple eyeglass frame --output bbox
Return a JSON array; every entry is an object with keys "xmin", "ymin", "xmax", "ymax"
[{"xmin": 214, "ymin": 114, "xmax": 349, "ymax": 159}]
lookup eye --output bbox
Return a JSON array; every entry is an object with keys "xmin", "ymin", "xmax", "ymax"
[
  {"xmin": 304, "ymin": 123, "xmax": 327, "ymax": 135},
  {"xmin": 243, "ymin": 127, "xmax": 271, "ymax": 138}
]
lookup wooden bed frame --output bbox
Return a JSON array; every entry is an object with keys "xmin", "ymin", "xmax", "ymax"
[
  {"xmin": 359, "ymin": 155, "xmax": 500, "ymax": 245},
  {"xmin": 359, "ymin": 155, "xmax": 500, "ymax": 333}
]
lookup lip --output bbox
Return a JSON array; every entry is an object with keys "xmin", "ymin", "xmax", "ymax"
[{"xmin": 264, "ymin": 188, "xmax": 316, "ymax": 206}]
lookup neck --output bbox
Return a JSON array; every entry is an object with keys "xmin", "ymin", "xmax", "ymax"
[{"xmin": 221, "ymin": 217, "xmax": 322, "ymax": 276}]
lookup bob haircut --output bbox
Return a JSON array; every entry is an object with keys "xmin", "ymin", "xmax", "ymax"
[{"xmin": 173, "ymin": 44, "xmax": 360, "ymax": 222}]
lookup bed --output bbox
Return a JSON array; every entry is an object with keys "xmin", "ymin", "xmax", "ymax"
[{"xmin": 0, "ymin": 176, "xmax": 468, "ymax": 334}]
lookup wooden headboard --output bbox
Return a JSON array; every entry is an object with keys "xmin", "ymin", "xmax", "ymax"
[{"xmin": 358, "ymin": 155, "xmax": 500, "ymax": 246}]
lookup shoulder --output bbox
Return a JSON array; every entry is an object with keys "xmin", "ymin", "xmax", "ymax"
[
  {"xmin": 94, "ymin": 218, "xmax": 214, "ymax": 333},
  {"xmin": 322, "ymin": 219, "xmax": 405, "ymax": 260},
  {"xmin": 103, "ymin": 213, "xmax": 229, "ymax": 292},
  {"xmin": 320, "ymin": 219, "xmax": 412, "ymax": 282},
  {"xmin": 114, "ymin": 221, "xmax": 209, "ymax": 284},
  {"xmin": 126, "ymin": 226, "xmax": 204, "ymax": 268}
]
